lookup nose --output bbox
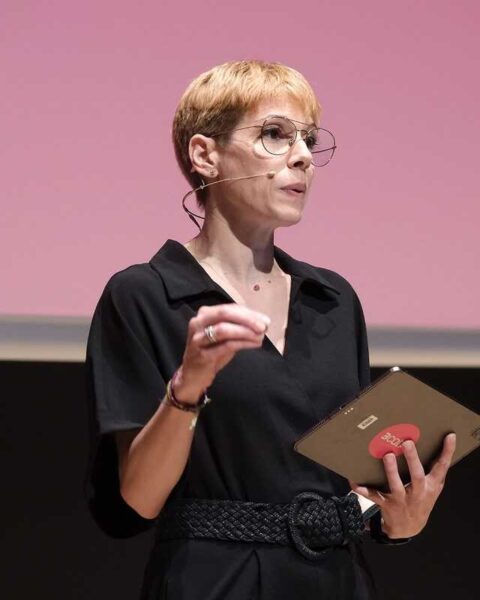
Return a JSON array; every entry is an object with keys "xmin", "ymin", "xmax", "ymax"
[{"xmin": 286, "ymin": 135, "xmax": 313, "ymax": 170}]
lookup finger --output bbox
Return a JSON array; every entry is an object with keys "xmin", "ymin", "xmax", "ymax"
[
  {"xmin": 429, "ymin": 433, "xmax": 456, "ymax": 484},
  {"xmin": 349, "ymin": 481, "xmax": 388, "ymax": 507},
  {"xmin": 401, "ymin": 440, "xmax": 425, "ymax": 493},
  {"xmin": 383, "ymin": 452, "xmax": 405, "ymax": 495},
  {"xmin": 193, "ymin": 305, "xmax": 271, "ymax": 335},
  {"xmin": 192, "ymin": 322, "xmax": 265, "ymax": 347}
]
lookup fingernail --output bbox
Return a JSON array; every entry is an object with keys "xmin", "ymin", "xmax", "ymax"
[{"xmin": 260, "ymin": 315, "xmax": 271, "ymax": 325}]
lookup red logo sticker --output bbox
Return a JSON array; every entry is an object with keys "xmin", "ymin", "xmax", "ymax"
[{"xmin": 368, "ymin": 424, "xmax": 420, "ymax": 459}]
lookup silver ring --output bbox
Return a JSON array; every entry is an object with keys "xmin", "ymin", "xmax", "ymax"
[{"xmin": 204, "ymin": 324, "xmax": 217, "ymax": 344}]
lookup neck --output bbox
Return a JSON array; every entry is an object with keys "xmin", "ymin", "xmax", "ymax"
[{"xmin": 184, "ymin": 214, "xmax": 279, "ymax": 286}]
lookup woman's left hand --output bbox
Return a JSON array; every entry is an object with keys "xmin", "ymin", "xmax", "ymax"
[{"xmin": 350, "ymin": 432, "xmax": 456, "ymax": 538}]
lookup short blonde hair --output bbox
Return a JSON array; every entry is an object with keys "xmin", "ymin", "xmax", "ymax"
[{"xmin": 172, "ymin": 60, "xmax": 321, "ymax": 207}]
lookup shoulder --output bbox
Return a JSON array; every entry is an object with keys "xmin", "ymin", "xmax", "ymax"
[
  {"xmin": 275, "ymin": 245, "xmax": 360, "ymax": 300},
  {"xmin": 98, "ymin": 262, "xmax": 167, "ymax": 316},
  {"xmin": 292, "ymin": 257, "xmax": 366, "ymax": 321},
  {"xmin": 106, "ymin": 262, "xmax": 159, "ymax": 294},
  {"xmin": 293, "ymin": 254, "xmax": 360, "ymax": 298},
  {"xmin": 314, "ymin": 264, "xmax": 357, "ymax": 294}
]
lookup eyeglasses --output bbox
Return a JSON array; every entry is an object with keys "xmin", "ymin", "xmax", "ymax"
[{"xmin": 210, "ymin": 115, "xmax": 336, "ymax": 167}]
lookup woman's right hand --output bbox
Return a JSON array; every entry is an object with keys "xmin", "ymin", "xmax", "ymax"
[{"xmin": 173, "ymin": 304, "xmax": 271, "ymax": 404}]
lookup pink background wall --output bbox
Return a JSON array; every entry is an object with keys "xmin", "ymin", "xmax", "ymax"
[{"xmin": 2, "ymin": 0, "xmax": 479, "ymax": 328}]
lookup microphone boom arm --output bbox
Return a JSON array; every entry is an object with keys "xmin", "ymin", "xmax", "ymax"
[{"xmin": 181, "ymin": 171, "xmax": 276, "ymax": 231}]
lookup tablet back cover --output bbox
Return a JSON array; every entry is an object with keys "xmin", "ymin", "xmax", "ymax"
[{"xmin": 294, "ymin": 368, "xmax": 480, "ymax": 490}]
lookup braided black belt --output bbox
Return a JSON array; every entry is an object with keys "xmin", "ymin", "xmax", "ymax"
[{"xmin": 156, "ymin": 491, "xmax": 365, "ymax": 560}]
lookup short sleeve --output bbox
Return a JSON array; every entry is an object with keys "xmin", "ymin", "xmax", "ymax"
[
  {"xmin": 353, "ymin": 289, "xmax": 371, "ymax": 389},
  {"xmin": 84, "ymin": 270, "xmax": 166, "ymax": 538}
]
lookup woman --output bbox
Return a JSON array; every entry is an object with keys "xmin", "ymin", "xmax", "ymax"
[{"xmin": 85, "ymin": 60, "xmax": 455, "ymax": 599}]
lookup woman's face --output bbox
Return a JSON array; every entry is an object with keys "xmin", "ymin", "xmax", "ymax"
[{"xmin": 212, "ymin": 97, "xmax": 317, "ymax": 229}]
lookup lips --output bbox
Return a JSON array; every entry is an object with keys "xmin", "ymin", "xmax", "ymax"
[{"xmin": 280, "ymin": 183, "xmax": 306, "ymax": 194}]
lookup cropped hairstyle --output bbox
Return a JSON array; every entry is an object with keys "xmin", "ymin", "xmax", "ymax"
[{"xmin": 172, "ymin": 60, "xmax": 321, "ymax": 208}]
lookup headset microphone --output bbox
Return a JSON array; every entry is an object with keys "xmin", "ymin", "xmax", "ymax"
[
  {"xmin": 198, "ymin": 170, "xmax": 276, "ymax": 190},
  {"xmin": 182, "ymin": 171, "xmax": 277, "ymax": 230}
]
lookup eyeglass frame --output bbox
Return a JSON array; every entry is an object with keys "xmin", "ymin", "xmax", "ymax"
[{"xmin": 208, "ymin": 114, "xmax": 337, "ymax": 167}]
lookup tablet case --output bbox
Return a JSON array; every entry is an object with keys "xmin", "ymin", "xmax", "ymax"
[{"xmin": 294, "ymin": 367, "xmax": 480, "ymax": 491}]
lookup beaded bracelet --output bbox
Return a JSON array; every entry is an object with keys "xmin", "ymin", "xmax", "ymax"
[{"xmin": 165, "ymin": 369, "xmax": 211, "ymax": 429}]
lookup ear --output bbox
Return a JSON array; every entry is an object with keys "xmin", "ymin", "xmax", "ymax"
[{"xmin": 189, "ymin": 134, "xmax": 219, "ymax": 179}]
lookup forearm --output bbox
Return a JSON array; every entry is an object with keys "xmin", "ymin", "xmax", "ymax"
[{"xmin": 118, "ymin": 393, "xmax": 200, "ymax": 520}]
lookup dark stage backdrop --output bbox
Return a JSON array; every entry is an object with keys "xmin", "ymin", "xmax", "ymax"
[{"xmin": 1, "ymin": 363, "xmax": 479, "ymax": 600}]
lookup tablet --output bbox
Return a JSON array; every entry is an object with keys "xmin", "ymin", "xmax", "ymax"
[{"xmin": 294, "ymin": 367, "xmax": 480, "ymax": 492}]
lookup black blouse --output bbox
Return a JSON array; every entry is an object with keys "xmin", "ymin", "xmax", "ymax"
[{"xmin": 85, "ymin": 239, "xmax": 376, "ymax": 600}]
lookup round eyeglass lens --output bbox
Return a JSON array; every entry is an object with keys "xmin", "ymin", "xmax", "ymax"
[
  {"xmin": 260, "ymin": 117, "xmax": 335, "ymax": 167},
  {"xmin": 261, "ymin": 117, "xmax": 296, "ymax": 156},
  {"xmin": 309, "ymin": 128, "xmax": 336, "ymax": 167}
]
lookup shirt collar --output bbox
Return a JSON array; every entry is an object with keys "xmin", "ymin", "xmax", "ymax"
[{"xmin": 150, "ymin": 239, "xmax": 340, "ymax": 301}]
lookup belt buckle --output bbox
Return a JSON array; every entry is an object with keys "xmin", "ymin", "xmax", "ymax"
[{"xmin": 287, "ymin": 491, "xmax": 333, "ymax": 561}]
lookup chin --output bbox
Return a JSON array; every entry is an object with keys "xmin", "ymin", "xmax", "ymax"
[{"xmin": 274, "ymin": 207, "xmax": 304, "ymax": 228}]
